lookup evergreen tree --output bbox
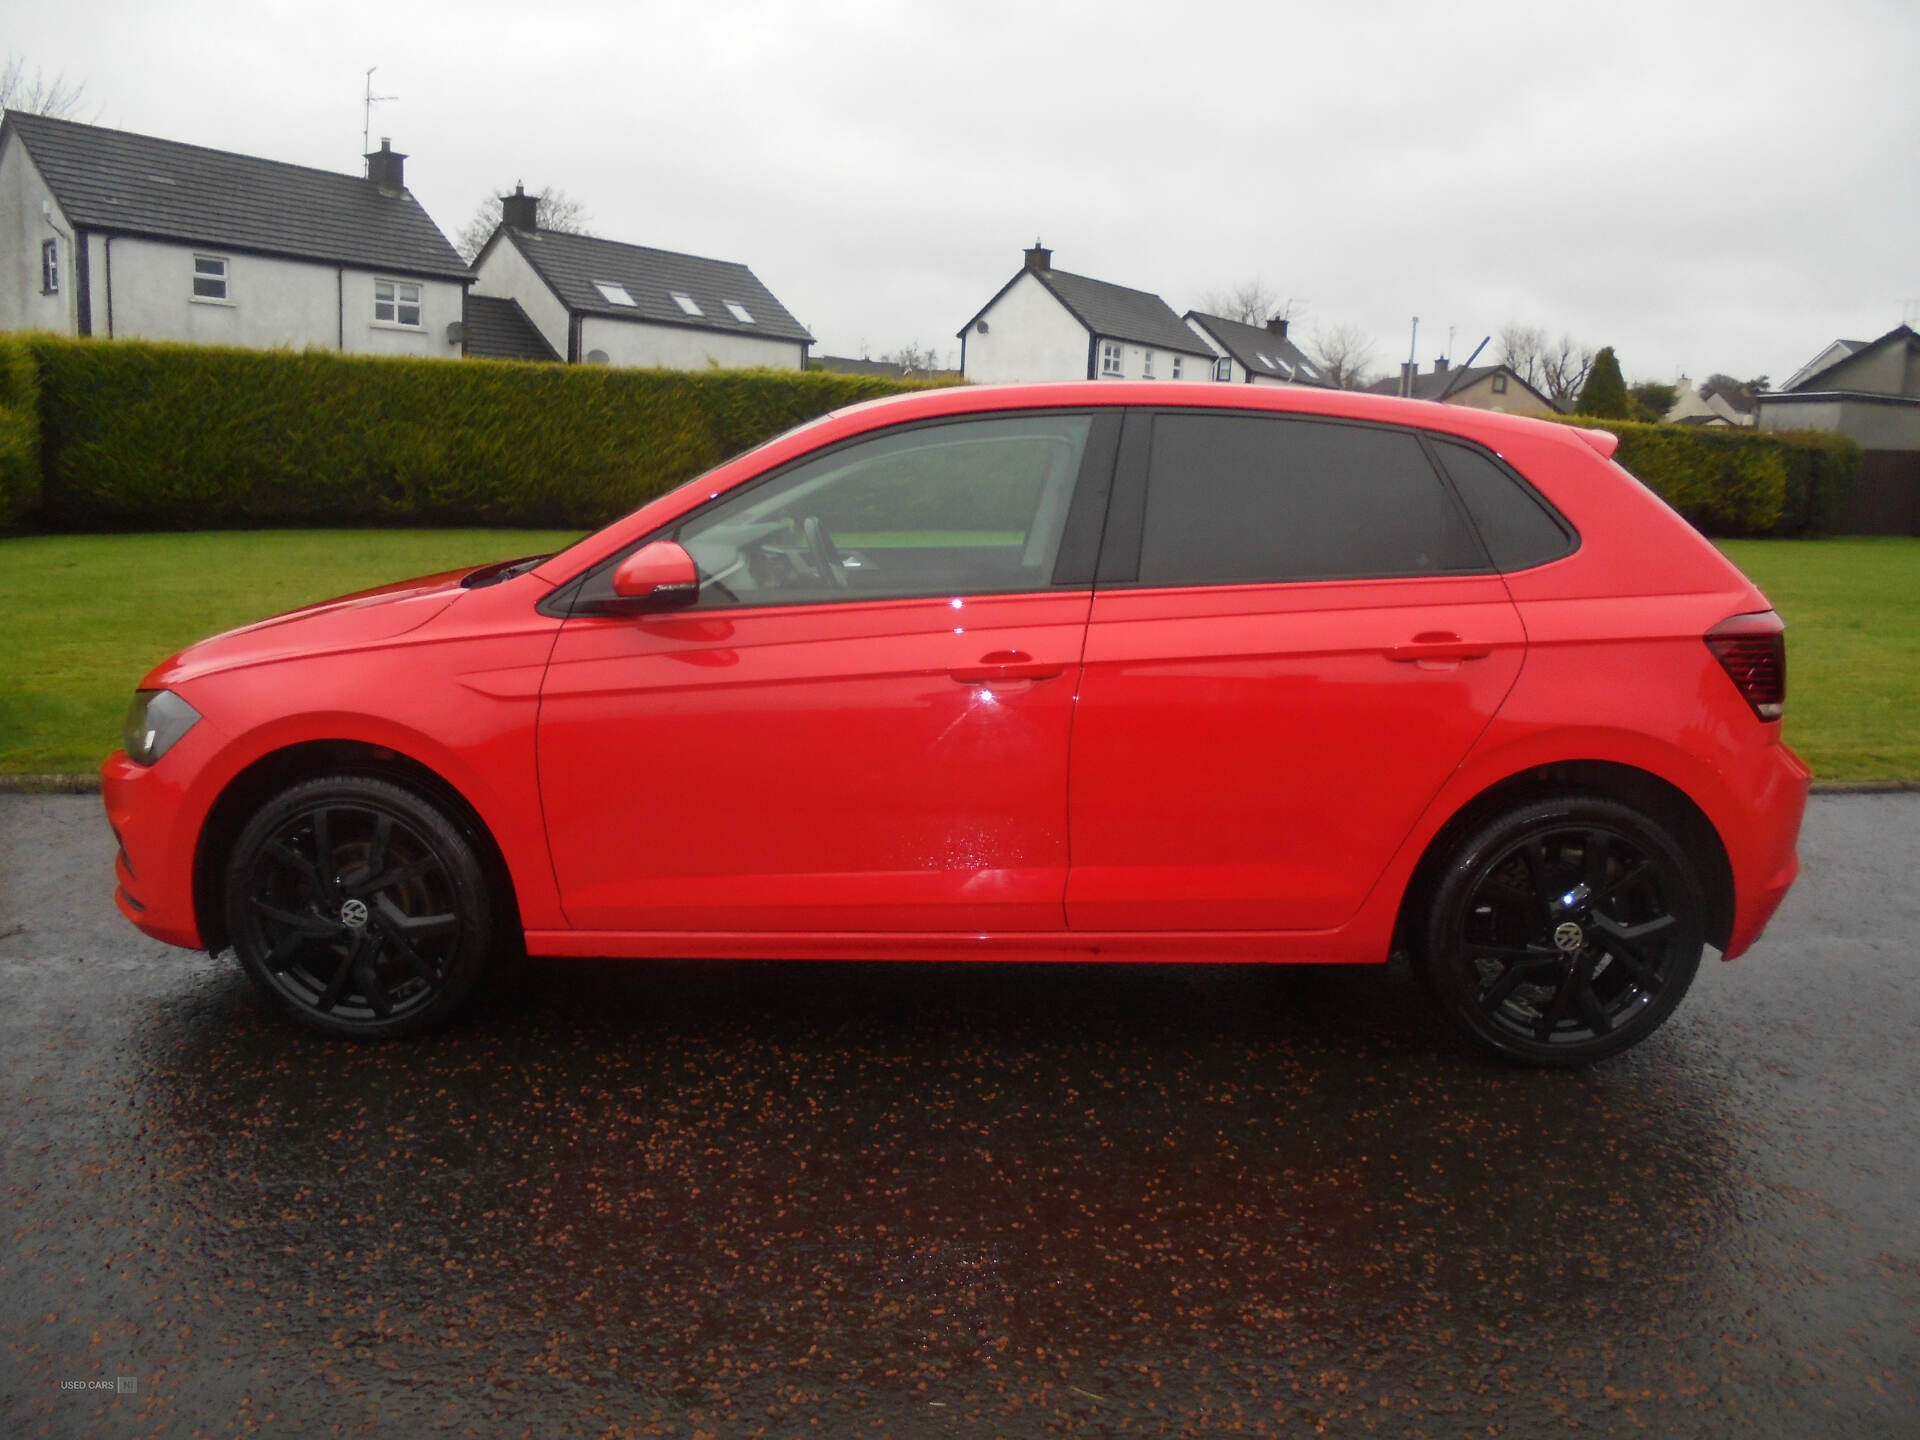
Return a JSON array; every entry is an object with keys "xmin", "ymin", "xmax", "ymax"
[{"xmin": 1576, "ymin": 347, "xmax": 1630, "ymax": 418}]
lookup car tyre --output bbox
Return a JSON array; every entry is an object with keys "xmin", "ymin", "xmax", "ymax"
[
  {"xmin": 1419, "ymin": 794, "xmax": 1706, "ymax": 1067},
  {"xmin": 224, "ymin": 775, "xmax": 493, "ymax": 1040}
]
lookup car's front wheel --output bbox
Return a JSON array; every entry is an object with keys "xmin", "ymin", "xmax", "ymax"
[
  {"xmin": 223, "ymin": 775, "xmax": 493, "ymax": 1039},
  {"xmin": 1419, "ymin": 795, "xmax": 1707, "ymax": 1066}
]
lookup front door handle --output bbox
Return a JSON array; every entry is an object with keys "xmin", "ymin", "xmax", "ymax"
[
  {"xmin": 1385, "ymin": 631, "xmax": 1494, "ymax": 663},
  {"xmin": 950, "ymin": 649, "xmax": 1065, "ymax": 684}
]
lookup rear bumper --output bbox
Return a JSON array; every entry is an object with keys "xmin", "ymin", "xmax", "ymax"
[
  {"xmin": 1721, "ymin": 739, "xmax": 1810, "ymax": 959},
  {"xmin": 101, "ymin": 748, "xmax": 207, "ymax": 950}
]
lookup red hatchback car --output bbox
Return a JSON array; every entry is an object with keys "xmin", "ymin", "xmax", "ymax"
[{"xmin": 103, "ymin": 382, "xmax": 1808, "ymax": 1064}]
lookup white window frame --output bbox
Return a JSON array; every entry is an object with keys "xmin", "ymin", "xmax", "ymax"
[
  {"xmin": 375, "ymin": 278, "xmax": 423, "ymax": 327},
  {"xmin": 1215, "ymin": 356, "xmax": 1233, "ymax": 382},
  {"xmin": 672, "ymin": 292, "xmax": 703, "ymax": 316},
  {"xmin": 1491, "ymin": 373, "xmax": 1509, "ymax": 394},
  {"xmin": 192, "ymin": 254, "xmax": 229, "ymax": 302},
  {"xmin": 1171, "ymin": 355, "xmax": 1183, "ymax": 381},
  {"xmin": 1142, "ymin": 349, "xmax": 1156, "ymax": 378},
  {"xmin": 41, "ymin": 239, "xmax": 59, "ymax": 294},
  {"xmin": 724, "ymin": 300, "xmax": 754, "ymax": 324},
  {"xmin": 593, "ymin": 281, "xmax": 636, "ymax": 307},
  {"xmin": 1099, "ymin": 340, "xmax": 1123, "ymax": 377}
]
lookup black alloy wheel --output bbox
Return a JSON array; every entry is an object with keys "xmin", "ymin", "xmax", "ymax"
[
  {"xmin": 224, "ymin": 775, "xmax": 493, "ymax": 1039},
  {"xmin": 1421, "ymin": 795, "xmax": 1706, "ymax": 1066}
]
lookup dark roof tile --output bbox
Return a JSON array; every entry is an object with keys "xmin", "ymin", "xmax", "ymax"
[
  {"xmin": 4, "ymin": 112, "xmax": 469, "ymax": 280},
  {"xmin": 1035, "ymin": 269, "xmax": 1213, "ymax": 355},
  {"xmin": 495, "ymin": 228, "xmax": 812, "ymax": 344},
  {"xmin": 463, "ymin": 295, "xmax": 559, "ymax": 362},
  {"xmin": 1184, "ymin": 312, "xmax": 1330, "ymax": 385}
]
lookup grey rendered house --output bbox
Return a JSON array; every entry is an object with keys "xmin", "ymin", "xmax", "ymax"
[
  {"xmin": 465, "ymin": 187, "xmax": 812, "ymax": 368},
  {"xmin": 1759, "ymin": 324, "xmax": 1920, "ymax": 533},
  {"xmin": 1, "ymin": 113, "xmax": 469, "ymax": 356}
]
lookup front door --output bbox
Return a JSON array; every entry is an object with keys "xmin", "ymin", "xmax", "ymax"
[{"xmin": 539, "ymin": 411, "xmax": 1113, "ymax": 934}]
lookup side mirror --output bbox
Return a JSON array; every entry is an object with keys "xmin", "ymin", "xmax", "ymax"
[{"xmin": 610, "ymin": 540, "xmax": 699, "ymax": 606}]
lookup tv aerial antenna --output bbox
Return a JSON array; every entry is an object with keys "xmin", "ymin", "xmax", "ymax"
[{"xmin": 362, "ymin": 67, "xmax": 397, "ymax": 163}]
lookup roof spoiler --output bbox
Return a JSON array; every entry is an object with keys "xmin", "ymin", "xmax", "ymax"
[{"xmin": 1570, "ymin": 427, "xmax": 1619, "ymax": 460}]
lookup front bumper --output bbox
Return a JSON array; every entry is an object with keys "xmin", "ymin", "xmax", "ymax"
[{"xmin": 101, "ymin": 746, "xmax": 209, "ymax": 950}]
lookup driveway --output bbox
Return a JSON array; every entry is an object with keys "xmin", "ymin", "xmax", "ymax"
[{"xmin": 3, "ymin": 792, "xmax": 1917, "ymax": 1437}]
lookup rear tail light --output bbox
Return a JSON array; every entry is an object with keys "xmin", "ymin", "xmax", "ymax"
[{"xmin": 1705, "ymin": 611, "xmax": 1785, "ymax": 721}]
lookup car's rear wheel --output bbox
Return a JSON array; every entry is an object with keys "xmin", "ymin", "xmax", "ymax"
[
  {"xmin": 224, "ymin": 775, "xmax": 492, "ymax": 1039},
  {"xmin": 1419, "ymin": 795, "xmax": 1706, "ymax": 1066}
]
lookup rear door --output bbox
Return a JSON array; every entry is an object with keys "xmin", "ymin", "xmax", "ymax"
[{"xmin": 1066, "ymin": 409, "xmax": 1526, "ymax": 932}]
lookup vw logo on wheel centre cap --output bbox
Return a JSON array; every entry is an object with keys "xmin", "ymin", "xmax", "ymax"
[
  {"xmin": 339, "ymin": 898, "xmax": 370, "ymax": 929},
  {"xmin": 1552, "ymin": 920, "xmax": 1585, "ymax": 953}
]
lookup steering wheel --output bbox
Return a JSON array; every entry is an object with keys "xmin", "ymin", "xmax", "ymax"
[{"xmin": 802, "ymin": 516, "xmax": 850, "ymax": 590}]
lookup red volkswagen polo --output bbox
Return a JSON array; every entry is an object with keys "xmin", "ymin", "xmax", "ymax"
[{"xmin": 102, "ymin": 382, "xmax": 1808, "ymax": 1064}]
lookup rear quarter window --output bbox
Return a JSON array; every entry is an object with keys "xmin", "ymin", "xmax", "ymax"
[
  {"xmin": 1139, "ymin": 413, "xmax": 1486, "ymax": 585},
  {"xmin": 1430, "ymin": 439, "xmax": 1578, "ymax": 572}
]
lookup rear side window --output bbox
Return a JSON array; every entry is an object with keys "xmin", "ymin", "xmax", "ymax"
[
  {"xmin": 1138, "ymin": 413, "xmax": 1485, "ymax": 586},
  {"xmin": 1431, "ymin": 439, "xmax": 1577, "ymax": 572}
]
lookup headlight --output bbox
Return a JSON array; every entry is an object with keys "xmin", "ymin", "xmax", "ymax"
[{"xmin": 123, "ymin": 690, "xmax": 202, "ymax": 766}]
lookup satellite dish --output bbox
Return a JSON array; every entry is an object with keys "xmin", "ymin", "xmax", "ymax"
[{"xmin": 585, "ymin": 349, "xmax": 610, "ymax": 365}]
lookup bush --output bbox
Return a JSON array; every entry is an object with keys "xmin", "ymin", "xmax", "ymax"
[
  {"xmin": 0, "ymin": 336, "xmax": 41, "ymax": 528},
  {"xmin": 1550, "ymin": 414, "xmax": 1856, "ymax": 537},
  {"xmin": 18, "ymin": 337, "xmax": 924, "ymax": 532}
]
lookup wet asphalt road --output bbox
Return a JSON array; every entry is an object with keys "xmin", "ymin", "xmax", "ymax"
[{"xmin": 2, "ymin": 794, "xmax": 1917, "ymax": 1438}]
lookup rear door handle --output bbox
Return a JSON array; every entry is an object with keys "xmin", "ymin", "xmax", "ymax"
[
  {"xmin": 950, "ymin": 649, "xmax": 1065, "ymax": 684},
  {"xmin": 1386, "ymin": 631, "xmax": 1494, "ymax": 663}
]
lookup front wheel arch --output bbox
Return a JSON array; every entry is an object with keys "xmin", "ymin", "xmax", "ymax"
[{"xmin": 193, "ymin": 740, "xmax": 521, "ymax": 957}]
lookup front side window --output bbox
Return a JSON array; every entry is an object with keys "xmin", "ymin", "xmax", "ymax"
[
  {"xmin": 375, "ymin": 279, "xmax": 422, "ymax": 326},
  {"xmin": 41, "ymin": 240, "xmax": 58, "ymax": 294},
  {"xmin": 1100, "ymin": 341, "xmax": 1123, "ymax": 376},
  {"xmin": 192, "ymin": 255, "xmax": 228, "ymax": 300},
  {"xmin": 667, "ymin": 413, "xmax": 1094, "ymax": 607},
  {"xmin": 1137, "ymin": 413, "xmax": 1485, "ymax": 587}
]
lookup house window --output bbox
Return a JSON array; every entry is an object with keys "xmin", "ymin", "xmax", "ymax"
[
  {"xmin": 1172, "ymin": 355, "xmax": 1183, "ymax": 380},
  {"xmin": 41, "ymin": 240, "xmax": 59, "ymax": 294},
  {"xmin": 1491, "ymin": 373, "xmax": 1508, "ymax": 394},
  {"xmin": 192, "ymin": 255, "xmax": 228, "ymax": 301},
  {"xmin": 375, "ymin": 279, "xmax": 422, "ymax": 327},
  {"xmin": 593, "ymin": 281, "xmax": 636, "ymax": 306},
  {"xmin": 724, "ymin": 300, "xmax": 754, "ymax": 324},
  {"xmin": 672, "ymin": 292, "xmax": 703, "ymax": 316},
  {"xmin": 1143, "ymin": 349, "xmax": 1156, "ymax": 378},
  {"xmin": 1100, "ymin": 340, "xmax": 1123, "ymax": 376},
  {"xmin": 1215, "ymin": 356, "xmax": 1232, "ymax": 382}
]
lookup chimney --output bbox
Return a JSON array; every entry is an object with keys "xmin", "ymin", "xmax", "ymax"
[
  {"xmin": 1023, "ymin": 238, "xmax": 1051, "ymax": 273},
  {"xmin": 1400, "ymin": 360, "xmax": 1415, "ymax": 397},
  {"xmin": 501, "ymin": 183, "xmax": 540, "ymax": 233},
  {"xmin": 365, "ymin": 138, "xmax": 406, "ymax": 194},
  {"xmin": 1432, "ymin": 357, "xmax": 1449, "ymax": 375},
  {"xmin": 1265, "ymin": 315, "xmax": 1289, "ymax": 339}
]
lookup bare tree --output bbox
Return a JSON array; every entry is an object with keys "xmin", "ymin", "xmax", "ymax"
[
  {"xmin": 1307, "ymin": 322, "xmax": 1379, "ymax": 391},
  {"xmin": 456, "ymin": 185, "xmax": 591, "ymax": 262},
  {"xmin": 0, "ymin": 56, "xmax": 89, "ymax": 119},
  {"xmin": 1201, "ymin": 279, "xmax": 1298, "ymax": 327},
  {"xmin": 885, "ymin": 342, "xmax": 946, "ymax": 375},
  {"xmin": 1498, "ymin": 324, "xmax": 1593, "ymax": 406}
]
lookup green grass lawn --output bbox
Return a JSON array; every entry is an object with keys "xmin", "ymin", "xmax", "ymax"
[
  {"xmin": 1718, "ymin": 537, "xmax": 1919, "ymax": 783},
  {"xmin": 0, "ymin": 530, "xmax": 580, "ymax": 774},
  {"xmin": 1, "ymin": 531, "xmax": 1914, "ymax": 782}
]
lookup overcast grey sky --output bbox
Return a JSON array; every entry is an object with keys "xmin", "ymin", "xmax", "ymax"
[{"xmin": 10, "ymin": 0, "xmax": 1916, "ymax": 384}]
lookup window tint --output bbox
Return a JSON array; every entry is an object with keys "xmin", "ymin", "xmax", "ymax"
[
  {"xmin": 1431, "ymin": 439, "xmax": 1576, "ymax": 571},
  {"xmin": 671, "ymin": 414, "xmax": 1093, "ymax": 606},
  {"xmin": 1138, "ymin": 413, "xmax": 1485, "ymax": 586}
]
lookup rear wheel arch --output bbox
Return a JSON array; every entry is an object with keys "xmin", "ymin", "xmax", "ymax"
[
  {"xmin": 1394, "ymin": 759, "xmax": 1734, "ymax": 958},
  {"xmin": 193, "ymin": 739, "xmax": 521, "ymax": 956}
]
